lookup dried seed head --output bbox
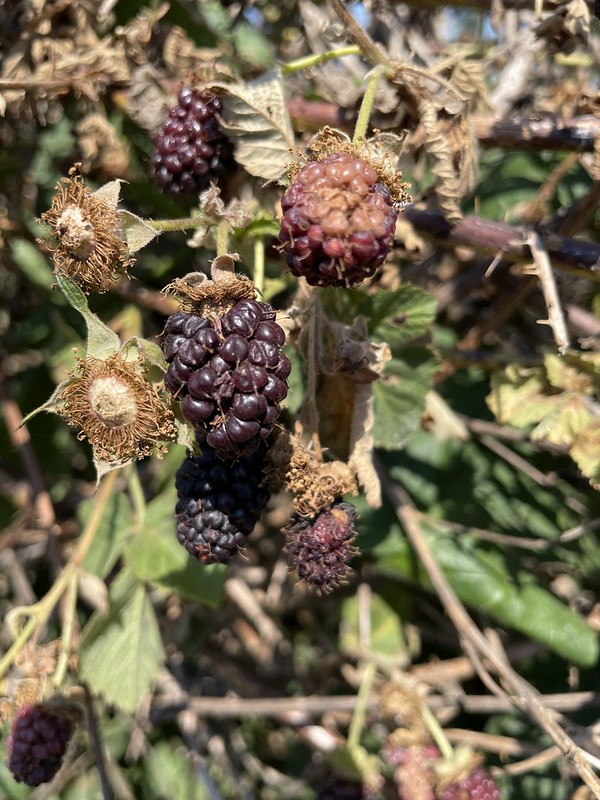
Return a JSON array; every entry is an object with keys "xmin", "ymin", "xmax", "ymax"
[
  {"xmin": 57, "ymin": 354, "xmax": 175, "ymax": 464},
  {"xmin": 39, "ymin": 167, "xmax": 134, "ymax": 293}
]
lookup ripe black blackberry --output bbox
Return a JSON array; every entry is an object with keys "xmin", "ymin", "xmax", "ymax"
[
  {"xmin": 285, "ymin": 501, "xmax": 359, "ymax": 593},
  {"xmin": 175, "ymin": 436, "xmax": 271, "ymax": 564},
  {"xmin": 439, "ymin": 767, "xmax": 501, "ymax": 800},
  {"xmin": 151, "ymin": 86, "xmax": 232, "ymax": 197},
  {"xmin": 7, "ymin": 704, "xmax": 74, "ymax": 787},
  {"xmin": 279, "ymin": 152, "xmax": 399, "ymax": 287},
  {"xmin": 162, "ymin": 299, "xmax": 290, "ymax": 458}
]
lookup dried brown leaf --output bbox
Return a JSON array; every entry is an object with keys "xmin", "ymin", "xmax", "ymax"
[{"xmin": 419, "ymin": 102, "xmax": 464, "ymax": 224}]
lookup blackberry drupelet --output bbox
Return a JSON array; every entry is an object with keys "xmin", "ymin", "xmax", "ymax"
[
  {"xmin": 162, "ymin": 299, "xmax": 290, "ymax": 458},
  {"xmin": 279, "ymin": 152, "xmax": 399, "ymax": 287},
  {"xmin": 151, "ymin": 86, "xmax": 232, "ymax": 197},
  {"xmin": 175, "ymin": 437, "xmax": 271, "ymax": 564},
  {"xmin": 440, "ymin": 767, "xmax": 501, "ymax": 800},
  {"xmin": 7, "ymin": 704, "xmax": 74, "ymax": 787},
  {"xmin": 285, "ymin": 501, "xmax": 359, "ymax": 593}
]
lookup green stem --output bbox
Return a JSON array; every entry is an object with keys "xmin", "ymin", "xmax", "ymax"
[
  {"xmin": 253, "ymin": 236, "xmax": 265, "ymax": 297},
  {"xmin": 353, "ymin": 65, "xmax": 385, "ymax": 145},
  {"xmin": 347, "ymin": 660, "xmax": 377, "ymax": 752},
  {"xmin": 281, "ymin": 46, "xmax": 361, "ymax": 75},
  {"xmin": 146, "ymin": 216, "xmax": 206, "ymax": 232},
  {"xmin": 127, "ymin": 463, "xmax": 146, "ymax": 528},
  {"xmin": 216, "ymin": 220, "xmax": 229, "ymax": 256},
  {"xmin": 0, "ymin": 470, "xmax": 118, "ymax": 682},
  {"xmin": 53, "ymin": 572, "xmax": 79, "ymax": 689},
  {"xmin": 421, "ymin": 704, "xmax": 454, "ymax": 762}
]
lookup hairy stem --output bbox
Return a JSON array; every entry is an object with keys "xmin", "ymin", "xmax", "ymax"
[
  {"xmin": 253, "ymin": 236, "xmax": 265, "ymax": 296},
  {"xmin": 281, "ymin": 46, "xmax": 361, "ymax": 74},
  {"xmin": 353, "ymin": 65, "xmax": 386, "ymax": 145}
]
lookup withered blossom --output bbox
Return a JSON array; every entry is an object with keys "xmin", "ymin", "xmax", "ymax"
[
  {"xmin": 57, "ymin": 354, "xmax": 175, "ymax": 464},
  {"xmin": 39, "ymin": 167, "xmax": 134, "ymax": 293}
]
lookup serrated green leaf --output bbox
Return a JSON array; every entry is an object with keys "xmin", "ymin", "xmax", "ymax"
[
  {"xmin": 372, "ymin": 351, "xmax": 437, "ymax": 450},
  {"xmin": 80, "ymin": 491, "xmax": 133, "ymax": 578},
  {"xmin": 55, "ymin": 274, "xmax": 121, "ymax": 359},
  {"xmin": 487, "ymin": 366, "xmax": 558, "ymax": 427},
  {"xmin": 125, "ymin": 490, "xmax": 225, "ymax": 606},
  {"xmin": 80, "ymin": 570, "xmax": 165, "ymax": 712},
  {"xmin": 366, "ymin": 284, "xmax": 437, "ymax": 353}
]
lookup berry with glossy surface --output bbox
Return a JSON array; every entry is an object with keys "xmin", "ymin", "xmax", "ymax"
[
  {"xmin": 7, "ymin": 704, "xmax": 73, "ymax": 787},
  {"xmin": 162, "ymin": 299, "xmax": 289, "ymax": 457},
  {"xmin": 279, "ymin": 153, "xmax": 398, "ymax": 287},
  {"xmin": 151, "ymin": 86, "xmax": 232, "ymax": 196},
  {"xmin": 285, "ymin": 501, "xmax": 359, "ymax": 593},
  {"xmin": 175, "ymin": 437, "xmax": 271, "ymax": 563}
]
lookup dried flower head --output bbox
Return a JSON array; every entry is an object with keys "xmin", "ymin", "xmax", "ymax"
[
  {"xmin": 40, "ymin": 167, "xmax": 134, "ymax": 293},
  {"xmin": 285, "ymin": 501, "xmax": 359, "ymax": 594},
  {"xmin": 56, "ymin": 354, "xmax": 175, "ymax": 464}
]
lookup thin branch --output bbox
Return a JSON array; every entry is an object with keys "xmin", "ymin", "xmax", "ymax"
[
  {"xmin": 403, "ymin": 206, "xmax": 600, "ymax": 280},
  {"xmin": 84, "ymin": 685, "xmax": 116, "ymax": 800},
  {"xmin": 473, "ymin": 115, "xmax": 600, "ymax": 152},
  {"xmin": 525, "ymin": 231, "xmax": 571, "ymax": 355},
  {"xmin": 377, "ymin": 465, "xmax": 600, "ymax": 796}
]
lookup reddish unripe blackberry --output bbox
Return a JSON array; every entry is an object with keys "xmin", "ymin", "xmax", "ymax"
[
  {"xmin": 439, "ymin": 767, "xmax": 501, "ymax": 800},
  {"xmin": 279, "ymin": 153, "xmax": 399, "ymax": 287},
  {"xmin": 175, "ymin": 436, "xmax": 271, "ymax": 563},
  {"xmin": 318, "ymin": 779, "xmax": 367, "ymax": 799},
  {"xmin": 7, "ymin": 704, "xmax": 74, "ymax": 787},
  {"xmin": 387, "ymin": 745, "xmax": 439, "ymax": 800},
  {"xmin": 162, "ymin": 300, "xmax": 289, "ymax": 458},
  {"xmin": 151, "ymin": 86, "xmax": 232, "ymax": 197},
  {"xmin": 285, "ymin": 501, "xmax": 359, "ymax": 593}
]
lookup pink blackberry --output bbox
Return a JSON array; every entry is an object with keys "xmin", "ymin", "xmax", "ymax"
[
  {"xmin": 162, "ymin": 300, "xmax": 290, "ymax": 458},
  {"xmin": 439, "ymin": 767, "xmax": 501, "ymax": 800},
  {"xmin": 175, "ymin": 435, "xmax": 271, "ymax": 564},
  {"xmin": 285, "ymin": 501, "xmax": 359, "ymax": 593},
  {"xmin": 151, "ymin": 86, "xmax": 232, "ymax": 197},
  {"xmin": 279, "ymin": 153, "xmax": 399, "ymax": 287},
  {"xmin": 386, "ymin": 745, "xmax": 439, "ymax": 800},
  {"xmin": 7, "ymin": 704, "xmax": 74, "ymax": 787}
]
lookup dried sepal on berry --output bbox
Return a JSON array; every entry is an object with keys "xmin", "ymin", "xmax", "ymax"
[
  {"xmin": 56, "ymin": 353, "xmax": 175, "ymax": 465},
  {"xmin": 285, "ymin": 501, "xmax": 360, "ymax": 594},
  {"xmin": 39, "ymin": 166, "xmax": 134, "ymax": 293}
]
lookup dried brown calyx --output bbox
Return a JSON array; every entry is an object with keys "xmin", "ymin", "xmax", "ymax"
[
  {"xmin": 56, "ymin": 354, "xmax": 175, "ymax": 464},
  {"xmin": 39, "ymin": 166, "xmax": 134, "ymax": 293}
]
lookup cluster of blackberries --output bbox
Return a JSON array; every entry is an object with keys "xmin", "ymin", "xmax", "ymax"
[
  {"xmin": 285, "ymin": 501, "xmax": 358, "ymax": 594},
  {"xmin": 279, "ymin": 153, "xmax": 398, "ymax": 287},
  {"xmin": 7, "ymin": 704, "xmax": 74, "ymax": 787},
  {"xmin": 162, "ymin": 299, "xmax": 289, "ymax": 458},
  {"xmin": 151, "ymin": 86, "xmax": 232, "ymax": 197},
  {"xmin": 175, "ymin": 436, "xmax": 271, "ymax": 564},
  {"xmin": 440, "ymin": 767, "xmax": 501, "ymax": 800}
]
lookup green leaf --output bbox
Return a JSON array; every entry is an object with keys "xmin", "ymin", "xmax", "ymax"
[
  {"xmin": 232, "ymin": 22, "xmax": 274, "ymax": 69},
  {"xmin": 55, "ymin": 274, "xmax": 121, "ymax": 360},
  {"xmin": 143, "ymin": 742, "xmax": 210, "ymax": 800},
  {"xmin": 365, "ymin": 285, "xmax": 437, "ymax": 354},
  {"xmin": 340, "ymin": 593, "xmax": 406, "ymax": 660},
  {"xmin": 124, "ymin": 490, "xmax": 226, "ymax": 606},
  {"xmin": 119, "ymin": 210, "xmax": 159, "ymax": 253},
  {"xmin": 372, "ymin": 351, "xmax": 437, "ymax": 450},
  {"xmin": 80, "ymin": 491, "xmax": 133, "ymax": 579},
  {"xmin": 80, "ymin": 570, "xmax": 165, "ymax": 713},
  {"xmin": 11, "ymin": 239, "xmax": 54, "ymax": 289},
  {"xmin": 372, "ymin": 519, "xmax": 599, "ymax": 667}
]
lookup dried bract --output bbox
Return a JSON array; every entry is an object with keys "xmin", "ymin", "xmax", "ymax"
[
  {"xmin": 56, "ymin": 354, "xmax": 175, "ymax": 464},
  {"xmin": 40, "ymin": 168, "xmax": 134, "ymax": 293}
]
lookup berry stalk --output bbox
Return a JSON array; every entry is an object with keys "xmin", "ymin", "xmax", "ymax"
[
  {"xmin": 281, "ymin": 46, "xmax": 361, "ymax": 75},
  {"xmin": 353, "ymin": 65, "xmax": 386, "ymax": 145}
]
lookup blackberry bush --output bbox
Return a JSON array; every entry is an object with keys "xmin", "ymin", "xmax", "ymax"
[
  {"xmin": 279, "ymin": 152, "xmax": 399, "ymax": 287},
  {"xmin": 439, "ymin": 767, "xmax": 501, "ymax": 800},
  {"xmin": 285, "ymin": 501, "xmax": 359, "ymax": 593},
  {"xmin": 151, "ymin": 86, "xmax": 232, "ymax": 197},
  {"xmin": 162, "ymin": 299, "xmax": 290, "ymax": 458},
  {"xmin": 175, "ymin": 436, "xmax": 271, "ymax": 564},
  {"xmin": 7, "ymin": 704, "xmax": 74, "ymax": 787}
]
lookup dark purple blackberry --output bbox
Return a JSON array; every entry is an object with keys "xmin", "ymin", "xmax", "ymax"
[
  {"xmin": 440, "ymin": 767, "xmax": 501, "ymax": 800},
  {"xmin": 175, "ymin": 437, "xmax": 271, "ymax": 563},
  {"xmin": 317, "ymin": 779, "xmax": 367, "ymax": 799},
  {"xmin": 7, "ymin": 704, "xmax": 74, "ymax": 787},
  {"xmin": 162, "ymin": 300, "xmax": 290, "ymax": 458},
  {"xmin": 285, "ymin": 501, "xmax": 359, "ymax": 593},
  {"xmin": 279, "ymin": 152, "xmax": 399, "ymax": 287},
  {"xmin": 151, "ymin": 86, "xmax": 232, "ymax": 197}
]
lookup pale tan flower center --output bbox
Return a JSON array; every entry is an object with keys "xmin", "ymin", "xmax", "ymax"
[
  {"xmin": 88, "ymin": 376, "xmax": 138, "ymax": 428},
  {"xmin": 56, "ymin": 205, "xmax": 96, "ymax": 259}
]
